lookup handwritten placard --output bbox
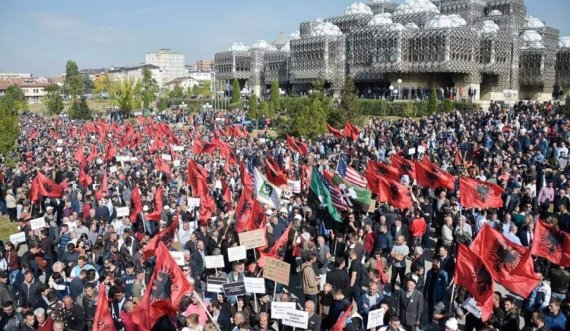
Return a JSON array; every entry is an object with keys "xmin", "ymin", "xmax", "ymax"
[
  {"xmin": 227, "ymin": 245, "xmax": 247, "ymax": 262},
  {"xmin": 188, "ymin": 198, "xmax": 201, "ymax": 207},
  {"xmin": 263, "ymin": 257, "xmax": 290, "ymax": 285},
  {"xmin": 161, "ymin": 154, "xmax": 172, "ymax": 161},
  {"xmin": 170, "ymin": 251, "xmax": 185, "ymax": 266},
  {"xmin": 172, "ymin": 145, "xmax": 184, "ymax": 152},
  {"xmin": 238, "ymin": 229, "xmax": 267, "ymax": 250},
  {"xmin": 367, "ymin": 309, "xmax": 386, "ymax": 329},
  {"xmin": 30, "ymin": 217, "xmax": 46, "ymax": 230}
]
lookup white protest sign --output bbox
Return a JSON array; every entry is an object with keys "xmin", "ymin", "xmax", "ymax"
[
  {"xmin": 282, "ymin": 310, "xmax": 309, "ymax": 329},
  {"xmin": 56, "ymin": 147, "xmax": 63, "ymax": 152},
  {"xmin": 271, "ymin": 302, "xmax": 296, "ymax": 319},
  {"xmin": 116, "ymin": 207, "xmax": 130, "ymax": 218},
  {"xmin": 462, "ymin": 298, "xmax": 482, "ymax": 319},
  {"xmin": 116, "ymin": 156, "xmax": 129, "ymax": 162},
  {"xmin": 205, "ymin": 255, "xmax": 225, "ymax": 269},
  {"xmin": 109, "ymin": 166, "xmax": 118, "ymax": 173},
  {"xmin": 244, "ymin": 277, "xmax": 266, "ymax": 294},
  {"xmin": 367, "ymin": 309, "xmax": 386, "ymax": 329},
  {"xmin": 417, "ymin": 146, "xmax": 426, "ymax": 154},
  {"xmin": 408, "ymin": 148, "xmax": 416, "ymax": 155},
  {"xmin": 173, "ymin": 160, "xmax": 181, "ymax": 167},
  {"xmin": 227, "ymin": 245, "xmax": 247, "ymax": 262},
  {"xmin": 170, "ymin": 251, "xmax": 185, "ymax": 266},
  {"xmin": 9, "ymin": 232, "xmax": 26, "ymax": 244},
  {"xmin": 188, "ymin": 198, "xmax": 201, "ymax": 208},
  {"xmin": 161, "ymin": 154, "xmax": 172, "ymax": 161},
  {"xmin": 30, "ymin": 217, "xmax": 46, "ymax": 230},
  {"xmin": 172, "ymin": 145, "xmax": 184, "ymax": 152},
  {"xmin": 57, "ymin": 139, "xmax": 63, "ymax": 145}
]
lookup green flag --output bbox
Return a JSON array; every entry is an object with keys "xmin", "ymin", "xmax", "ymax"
[
  {"xmin": 309, "ymin": 167, "xmax": 342, "ymax": 223},
  {"xmin": 329, "ymin": 172, "xmax": 372, "ymax": 212}
]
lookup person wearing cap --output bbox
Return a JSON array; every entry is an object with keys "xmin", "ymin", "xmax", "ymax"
[
  {"xmin": 395, "ymin": 278, "xmax": 423, "ymax": 331},
  {"xmin": 444, "ymin": 317, "xmax": 458, "ymax": 331}
]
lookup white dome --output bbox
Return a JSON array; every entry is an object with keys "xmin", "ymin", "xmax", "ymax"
[
  {"xmin": 525, "ymin": 16, "xmax": 545, "ymax": 30},
  {"xmin": 228, "ymin": 42, "xmax": 249, "ymax": 51},
  {"xmin": 251, "ymin": 40, "xmax": 277, "ymax": 51},
  {"xmin": 345, "ymin": 2, "xmax": 374, "ymax": 15},
  {"xmin": 368, "ymin": 13, "xmax": 393, "ymax": 26},
  {"xmin": 481, "ymin": 20, "xmax": 500, "ymax": 36},
  {"xmin": 489, "ymin": 9, "xmax": 502, "ymax": 16},
  {"xmin": 521, "ymin": 30, "xmax": 544, "ymax": 49},
  {"xmin": 394, "ymin": 0, "xmax": 439, "ymax": 16},
  {"xmin": 559, "ymin": 37, "xmax": 570, "ymax": 49},
  {"xmin": 310, "ymin": 22, "xmax": 343, "ymax": 37},
  {"xmin": 289, "ymin": 31, "xmax": 301, "ymax": 40},
  {"xmin": 425, "ymin": 15, "xmax": 466, "ymax": 30},
  {"xmin": 386, "ymin": 23, "xmax": 406, "ymax": 32}
]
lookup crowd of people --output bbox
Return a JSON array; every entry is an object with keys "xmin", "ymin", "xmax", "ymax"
[{"xmin": 0, "ymin": 99, "xmax": 568, "ymax": 331}]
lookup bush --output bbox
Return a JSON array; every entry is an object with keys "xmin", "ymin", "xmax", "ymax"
[
  {"xmin": 228, "ymin": 101, "xmax": 244, "ymax": 111},
  {"xmin": 357, "ymin": 99, "xmax": 479, "ymax": 117}
]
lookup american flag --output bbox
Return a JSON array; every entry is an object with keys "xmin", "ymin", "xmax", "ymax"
[
  {"xmin": 317, "ymin": 169, "xmax": 349, "ymax": 211},
  {"xmin": 337, "ymin": 155, "xmax": 368, "ymax": 188}
]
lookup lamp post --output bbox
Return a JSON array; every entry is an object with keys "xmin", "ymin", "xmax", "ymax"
[
  {"xmin": 397, "ymin": 78, "xmax": 402, "ymax": 100},
  {"xmin": 389, "ymin": 85, "xmax": 394, "ymax": 101}
]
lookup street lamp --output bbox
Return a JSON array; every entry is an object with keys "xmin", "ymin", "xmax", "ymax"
[
  {"xmin": 389, "ymin": 85, "xmax": 394, "ymax": 101},
  {"xmin": 397, "ymin": 78, "xmax": 402, "ymax": 100}
]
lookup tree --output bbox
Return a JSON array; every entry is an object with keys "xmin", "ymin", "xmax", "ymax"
[
  {"xmin": 443, "ymin": 98, "xmax": 453, "ymax": 112},
  {"xmin": 43, "ymin": 84, "xmax": 64, "ymax": 115},
  {"xmin": 82, "ymin": 74, "xmax": 94, "ymax": 94},
  {"xmin": 68, "ymin": 96, "xmax": 91, "ymax": 120},
  {"xmin": 169, "ymin": 84, "xmax": 184, "ymax": 99},
  {"xmin": 270, "ymin": 80, "xmax": 280, "ymax": 111},
  {"xmin": 157, "ymin": 98, "xmax": 169, "ymax": 111},
  {"xmin": 110, "ymin": 77, "xmax": 142, "ymax": 115},
  {"xmin": 231, "ymin": 79, "xmax": 241, "ymax": 104},
  {"xmin": 339, "ymin": 76, "xmax": 361, "ymax": 124},
  {"xmin": 141, "ymin": 67, "xmax": 158, "ymax": 109},
  {"xmin": 64, "ymin": 60, "xmax": 83, "ymax": 98},
  {"xmin": 295, "ymin": 99, "xmax": 326, "ymax": 138},
  {"xmin": 3, "ymin": 86, "xmax": 28, "ymax": 113},
  {"xmin": 0, "ymin": 96, "xmax": 20, "ymax": 156},
  {"xmin": 267, "ymin": 102, "xmax": 276, "ymax": 119},
  {"xmin": 261, "ymin": 101, "xmax": 269, "ymax": 119},
  {"xmin": 248, "ymin": 94, "xmax": 258, "ymax": 120},
  {"xmin": 428, "ymin": 88, "xmax": 438, "ymax": 114},
  {"xmin": 94, "ymin": 73, "xmax": 110, "ymax": 94}
]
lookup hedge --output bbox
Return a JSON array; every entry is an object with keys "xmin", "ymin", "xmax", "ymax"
[{"xmin": 358, "ymin": 99, "xmax": 480, "ymax": 117}]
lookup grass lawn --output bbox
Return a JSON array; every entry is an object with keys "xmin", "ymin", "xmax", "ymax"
[
  {"xmin": 0, "ymin": 215, "xmax": 19, "ymax": 243},
  {"xmin": 28, "ymin": 99, "xmax": 113, "ymax": 114}
]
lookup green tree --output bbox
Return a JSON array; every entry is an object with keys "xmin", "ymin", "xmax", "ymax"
[
  {"xmin": 261, "ymin": 101, "xmax": 270, "ymax": 119},
  {"xmin": 110, "ymin": 77, "xmax": 142, "ymax": 115},
  {"xmin": 69, "ymin": 96, "xmax": 92, "ymax": 120},
  {"xmin": 0, "ymin": 96, "xmax": 20, "ymax": 156},
  {"xmin": 3, "ymin": 86, "xmax": 28, "ymax": 113},
  {"xmin": 428, "ymin": 88, "xmax": 438, "ymax": 114},
  {"xmin": 267, "ymin": 102, "xmax": 276, "ymax": 119},
  {"xmin": 64, "ymin": 60, "xmax": 83, "ymax": 98},
  {"xmin": 339, "ymin": 76, "xmax": 361, "ymax": 124},
  {"xmin": 443, "ymin": 98, "xmax": 453, "ymax": 112},
  {"xmin": 43, "ymin": 84, "xmax": 64, "ymax": 115},
  {"xmin": 248, "ymin": 94, "xmax": 258, "ymax": 120},
  {"xmin": 157, "ymin": 98, "xmax": 169, "ymax": 111},
  {"xmin": 94, "ymin": 73, "xmax": 110, "ymax": 94},
  {"xmin": 270, "ymin": 80, "xmax": 280, "ymax": 111},
  {"xmin": 295, "ymin": 99, "xmax": 326, "ymax": 138},
  {"xmin": 169, "ymin": 84, "xmax": 184, "ymax": 99},
  {"xmin": 231, "ymin": 79, "xmax": 241, "ymax": 104},
  {"xmin": 82, "ymin": 74, "xmax": 94, "ymax": 94},
  {"xmin": 141, "ymin": 67, "xmax": 158, "ymax": 109}
]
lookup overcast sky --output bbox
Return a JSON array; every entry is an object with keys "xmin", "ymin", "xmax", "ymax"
[{"xmin": 0, "ymin": 0, "xmax": 568, "ymax": 76}]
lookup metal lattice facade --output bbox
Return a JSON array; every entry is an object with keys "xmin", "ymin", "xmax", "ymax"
[{"xmin": 214, "ymin": 0, "xmax": 568, "ymax": 100}]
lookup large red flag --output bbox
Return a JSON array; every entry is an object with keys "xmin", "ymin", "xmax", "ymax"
[
  {"xmin": 239, "ymin": 161, "xmax": 253, "ymax": 188},
  {"xmin": 95, "ymin": 171, "xmax": 108, "ymax": 200},
  {"xmin": 28, "ymin": 129, "xmax": 38, "ymax": 141},
  {"xmin": 129, "ymin": 186, "xmax": 143, "ymax": 223},
  {"xmin": 79, "ymin": 168, "xmax": 93, "ymax": 189},
  {"xmin": 531, "ymin": 220, "xmax": 570, "ymax": 267},
  {"xmin": 35, "ymin": 171, "xmax": 63, "ymax": 198},
  {"xmin": 146, "ymin": 185, "xmax": 164, "ymax": 221},
  {"xmin": 74, "ymin": 146, "xmax": 86, "ymax": 164},
  {"xmin": 286, "ymin": 135, "xmax": 308, "ymax": 155},
  {"xmin": 367, "ymin": 170, "xmax": 413, "ymax": 210},
  {"xmin": 326, "ymin": 124, "xmax": 344, "ymax": 139},
  {"xmin": 105, "ymin": 143, "xmax": 117, "ymax": 161},
  {"xmin": 343, "ymin": 121, "xmax": 359, "ymax": 142},
  {"xmin": 470, "ymin": 224, "xmax": 539, "ymax": 297},
  {"xmin": 415, "ymin": 157, "xmax": 455, "ymax": 190},
  {"xmin": 257, "ymin": 223, "xmax": 292, "ymax": 267},
  {"xmin": 331, "ymin": 303, "xmax": 353, "ymax": 331},
  {"xmin": 301, "ymin": 164, "xmax": 312, "ymax": 192},
  {"xmin": 391, "ymin": 154, "xmax": 416, "ymax": 180},
  {"xmin": 236, "ymin": 187, "xmax": 254, "ymax": 233},
  {"xmin": 29, "ymin": 177, "xmax": 40, "ymax": 202},
  {"xmin": 155, "ymin": 156, "xmax": 171, "ymax": 176},
  {"xmin": 455, "ymin": 244, "xmax": 494, "ymax": 322},
  {"xmin": 265, "ymin": 158, "xmax": 288, "ymax": 186},
  {"xmin": 459, "ymin": 177, "xmax": 504, "ymax": 209},
  {"xmin": 132, "ymin": 241, "xmax": 193, "ymax": 330},
  {"xmin": 92, "ymin": 283, "xmax": 116, "ymax": 331},
  {"xmin": 368, "ymin": 160, "xmax": 401, "ymax": 182}
]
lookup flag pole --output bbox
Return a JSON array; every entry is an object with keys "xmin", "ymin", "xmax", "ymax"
[
  {"xmin": 194, "ymin": 291, "xmax": 222, "ymax": 331},
  {"xmin": 448, "ymin": 283, "xmax": 456, "ymax": 315}
]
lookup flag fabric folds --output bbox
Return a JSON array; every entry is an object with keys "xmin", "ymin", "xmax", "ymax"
[
  {"xmin": 331, "ymin": 303, "xmax": 353, "ymax": 331},
  {"xmin": 308, "ymin": 167, "xmax": 342, "ymax": 223},
  {"xmin": 129, "ymin": 186, "xmax": 143, "ymax": 223},
  {"xmin": 336, "ymin": 155, "xmax": 367, "ymax": 188},
  {"xmin": 470, "ymin": 224, "xmax": 539, "ymax": 298},
  {"xmin": 415, "ymin": 157, "xmax": 455, "ymax": 190},
  {"xmin": 459, "ymin": 177, "xmax": 504, "ymax": 209},
  {"xmin": 391, "ymin": 154, "xmax": 416, "ymax": 180},
  {"xmin": 286, "ymin": 135, "xmax": 308, "ymax": 155},
  {"xmin": 146, "ymin": 185, "xmax": 164, "ymax": 221},
  {"xmin": 343, "ymin": 121, "xmax": 359, "ymax": 142},
  {"xmin": 253, "ymin": 168, "xmax": 283, "ymax": 209},
  {"xmin": 92, "ymin": 283, "xmax": 116, "ymax": 331},
  {"xmin": 326, "ymin": 124, "xmax": 344, "ymax": 139},
  {"xmin": 324, "ymin": 170, "xmax": 372, "ymax": 212},
  {"xmin": 264, "ymin": 158, "xmax": 288, "ymax": 187},
  {"xmin": 368, "ymin": 161, "xmax": 401, "ymax": 182},
  {"xmin": 531, "ymin": 220, "xmax": 570, "ymax": 267},
  {"xmin": 455, "ymin": 244, "xmax": 494, "ymax": 322},
  {"xmin": 32, "ymin": 171, "xmax": 63, "ymax": 199}
]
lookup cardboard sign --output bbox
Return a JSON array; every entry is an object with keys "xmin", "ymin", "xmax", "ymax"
[
  {"xmin": 238, "ymin": 229, "xmax": 267, "ymax": 250},
  {"xmin": 30, "ymin": 217, "xmax": 46, "ymax": 230},
  {"xmin": 161, "ymin": 154, "xmax": 172, "ymax": 161},
  {"xmin": 462, "ymin": 298, "xmax": 482, "ymax": 319},
  {"xmin": 367, "ymin": 309, "xmax": 386, "ymax": 329},
  {"xmin": 227, "ymin": 245, "xmax": 247, "ymax": 262},
  {"xmin": 116, "ymin": 207, "xmax": 130, "ymax": 218},
  {"xmin": 271, "ymin": 302, "xmax": 296, "ymax": 319},
  {"xmin": 188, "ymin": 198, "xmax": 201, "ymax": 208},
  {"xmin": 170, "ymin": 251, "xmax": 185, "ymax": 266},
  {"xmin": 109, "ymin": 166, "xmax": 118, "ymax": 173},
  {"xmin": 173, "ymin": 160, "xmax": 181, "ymax": 167},
  {"xmin": 116, "ymin": 156, "xmax": 129, "ymax": 162},
  {"xmin": 172, "ymin": 145, "xmax": 184, "ymax": 152},
  {"xmin": 205, "ymin": 255, "xmax": 225, "ymax": 269},
  {"xmin": 244, "ymin": 277, "xmax": 266, "ymax": 294},
  {"xmin": 222, "ymin": 281, "xmax": 246, "ymax": 297},
  {"xmin": 282, "ymin": 310, "xmax": 309, "ymax": 329},
  {"xmin": 9, "ymin": 232, "xmax": 26, "ymax": 244},
  {"xmin": 263, "ymin": 257, "xmax": 290, "ymax": 285},
  {"xmin": 207, "ymin": 277, "xmax": 227, "ymax": 293}
]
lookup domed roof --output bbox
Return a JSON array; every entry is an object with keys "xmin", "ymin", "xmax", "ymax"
[
  {"xmin": 481, "ymin": 20, "xmax": 500, "ymax": 36},
  {"xmin": 521, "ymin": 30, "xmax": 544, "ymax": 49},
  {"xmin": 368, "ymin": 13, "xmax": 393, "ymax": 26},
  {"xmin": 525, "ymin": 16, "xmax": 545, "ymax": 30},
  {"xmin": 489, "ymin": 9, "xmax": 502, "ymax": 16},
  {"xmin": 559, "ymin": 37, "xmax": 570, "ymax": 49},
  {"xmin": 289, "ymin": 31, "xmax": 301, "ymax": 40},
  {"xmin": 394, "ymin": 0, "xmax": 439, "ymax": 16},
  {"xmin": 345, "ymin": 2, "xmax": 374, "ymax": 16},
  {"xmin": 310, "ymin": 22, "xmax": 343, "ymax": 37},
  {"xmin": 228, "ymin": 42, "xmax": 249, "ymax": 52},
  {"xmin": 251, "ymin": 40, "xmax": 278, "ymax": 51},
  {"xmin": 425, "ymin": 15, "xmax": 466, "ymax": 30}
]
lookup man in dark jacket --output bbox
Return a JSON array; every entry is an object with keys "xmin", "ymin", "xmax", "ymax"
[
  {"xmin": 395, "ymin": 279, "xmax": 423, "ymax": 331},
  {"xmin": 0, "ymin": 272, "xmax": 16, "ymax": 307},
  {"xmin": 500, "ymin": 297, "xmax": 520, "ymax": 331},
  {"xmin": 323, "ymin": 289, "xmax": 350, "ymax": 330},
  {"xmin": 62, "ymin": 296, "xmax": 85, "ymax": 331},
  {"xmin": 326, "ymin": 257, "xmax": 349, "ymax": 295},
  {"xmin": 19, "ymin": 270, "xmax": 42, "ymax": 309}
]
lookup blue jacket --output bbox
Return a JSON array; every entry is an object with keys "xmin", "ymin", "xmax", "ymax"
[
  {"xmin": 359, "ymin": 292, "xmax": 383, "ymax": 315},
  {"xmin": 424, "ymin": 269, "xmax": 448, "ymax": 303},
  {"xmin": 544, "ymin": 310, "xmax": 566, "ymax": 331}
]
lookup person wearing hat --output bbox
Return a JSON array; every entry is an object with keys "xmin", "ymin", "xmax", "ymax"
[
  {"xmin": 444, "ymin": 317, "xmax": 458, "ymax": 331},
  {"xmin": 394, "ymin": 278, "xmax": 423, "ymax": 331}
]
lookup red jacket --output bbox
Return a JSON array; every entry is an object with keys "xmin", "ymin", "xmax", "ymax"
[
  {"xmin": 409, "ymin": 218, "xmax": 427, "ymax": 237},
  {"xmin": 364, "ymin": 232, "xmax": 375, "ymax": 254},
  {"xmin": 36, "ymin": 317, "xmax": 54, "ymax": 331}
]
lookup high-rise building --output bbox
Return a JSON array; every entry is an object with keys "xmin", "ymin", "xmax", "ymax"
[
  {"xmin": 196, "ymin": 60, "xmax": 214, "ymax": 72},
  {"xmin": 145, "ymin": 49, "xmax": 185, "ymax": 86}
]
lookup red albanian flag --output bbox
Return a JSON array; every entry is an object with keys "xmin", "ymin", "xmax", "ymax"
[
  {"xmin": 264, "ymin": 158, "xmax": 288, "ymax": 186},
  {"xmin": 531, "ymin": 219, "xmax": 570, "ymax": 267},
  {"xmin": 459, "ymin": 177, "xmax": 504, "ymax": 209},
  {"xmin": 92, "ymin": 283, "xmax": 116, "ymax": 331},
  {"xmin": 415, "ymin": 157, "xmax": 455, "ymax": 190},
  {"xmin": 368, "ymin": 160, "xmax": 401, "ymax": 182},
  {"xmin": 129, "ymin": 185, "xmax": 143, "ymax": 223},
  {"xmin": 326, "ymin": 124, "xmax": 344, "ymax": 139},
  {"xmin": 331, "ymin": 303, "xmax": 353, "ymax": 331},
  {"xmin": 391, "ymin": 154, "xmax": 416, "ymax": 180},
  {"xmin": 343, "ymin": 121, "xmax": 359, "ymax": 142},
  {"xmin": 286, "ymin": 135, "xmax": 308, "ymax": 155}
]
